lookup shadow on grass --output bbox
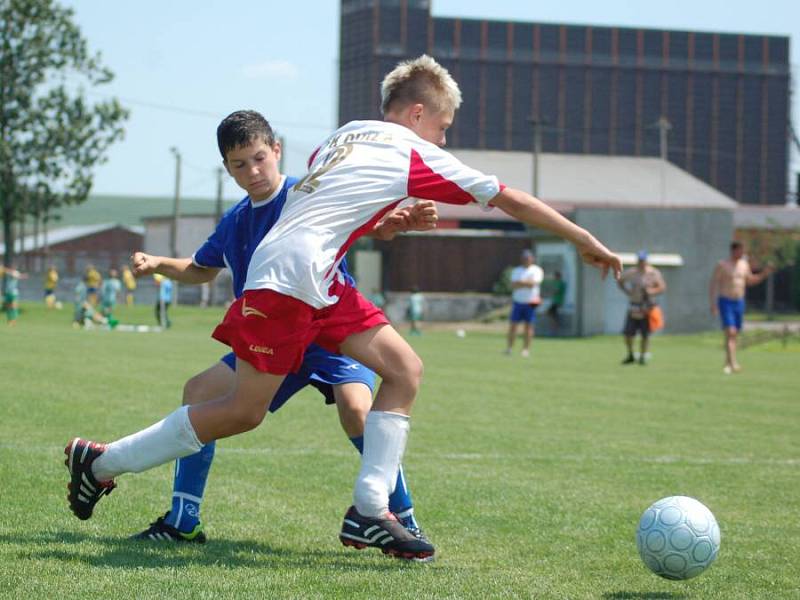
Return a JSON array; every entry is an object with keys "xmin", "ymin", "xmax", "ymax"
[
  {"xmin": 603, "ymin": 593, "xmax": 689, "ymax": 600},
  {"xmin": 1, "ymin": 531, "xmax": 424, "ymax": 571}
]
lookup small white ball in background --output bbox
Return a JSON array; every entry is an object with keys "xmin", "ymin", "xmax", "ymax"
[{"xmin": 455, "ymin": 328, "xmax": 466, "ymax": 338}]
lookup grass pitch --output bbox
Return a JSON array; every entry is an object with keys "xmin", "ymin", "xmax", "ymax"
[{"xmin": 0, "ymin": 303, "xmax": 798, "ymax": 599}]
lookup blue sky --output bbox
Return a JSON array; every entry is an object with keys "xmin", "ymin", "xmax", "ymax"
[{"xmin": 63, "ymin": 0, "xmax": 799, "ymax": 201}]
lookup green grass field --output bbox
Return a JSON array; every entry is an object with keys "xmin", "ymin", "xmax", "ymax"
[{"xmin": 1, "ymin": 303, "xmax": 798, "ymax": 599}]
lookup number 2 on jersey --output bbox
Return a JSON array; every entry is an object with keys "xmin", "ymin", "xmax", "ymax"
[{"xmin": 293, "ymin": 143, "xmax": 354, "ymax": 194}]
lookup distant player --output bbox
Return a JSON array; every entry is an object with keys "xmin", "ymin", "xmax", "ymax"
[
  {"xmin": 153, "ymin": 273, "xmax": 173, "ymax": 328},
  {"xmin": 505, "ymin": 249, "xmax": 544, "ymax": 357},
  {"xmin": 124, "ymin": 111, "xmax": 435, "ymax": 547},
  {"xmin": 64, "ymin": 56, "xmax": 620, "ymax": 562},
  {"xmin": 546, "ymin": 270, "xmax": 566, "ymax": 332},
  {"xmin": 407, "ymin": 286, "xmax": 424, "ymax": 335},
  {"xmin": 2, "ymin": 265, "xmax": 27, "ymax": 325},
  {"xmin": 121, "ymin": 265, "xmax": 137, "ymax": 306},
  {"xmin": 100, "ymin": 268, "xmax": 122, "ymax": 318},
  {"xmin": 618, "ymin": 251, "xmax": 666, "ymax": 365},
  {"xmin": 709, "ymin": 241, "xmax": 773, "ymax": 374},
  {"xmin": 84, "ymin": 264, "xmax": 102, "ymax": 306},
  {"xmin": 43, "ymin": 265, "xmax": 59, "ymax": 309}
]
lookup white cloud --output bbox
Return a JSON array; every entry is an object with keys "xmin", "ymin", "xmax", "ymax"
[{"xmin": 241, "ymin": 59, "xmax": 299, "ymax": 80}]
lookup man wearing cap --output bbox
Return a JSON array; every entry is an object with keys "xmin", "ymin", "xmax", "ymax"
[
  {"xmin": 505, "ymin": 249, "xmax": 544, "ymax": 358},
  {"xmin": 618, "ymin": 251, "xmax": 666, "ymax": 365}
]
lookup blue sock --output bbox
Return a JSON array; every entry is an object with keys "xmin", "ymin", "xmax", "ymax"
[
  {"xmin": 164, "ymin": 441, "xmax": 215, "ymax": 532},
  {"xmin": 349, "ymin": 435, "xmax": 418, "ymax": 529}
]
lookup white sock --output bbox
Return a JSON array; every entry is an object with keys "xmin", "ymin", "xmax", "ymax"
[
  {"xmin": 353, "ymin": 411, "xmax": 410, "ymax": 518},
  {"xmin": 92, "ymin": 406, "xmax": 203, "ymax": 481}
]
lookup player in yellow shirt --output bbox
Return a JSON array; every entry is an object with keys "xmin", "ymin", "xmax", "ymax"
[
  {"xmin": 84, "ymin": 265, "xmax": 102, "ymax": 306},
  {"xmin": 43, "ymin": 265, "xmax": 59, "ymax": 309},
  {"xmin": 121, "ymin": 265, "xmax": 137, "ymax": 306}
]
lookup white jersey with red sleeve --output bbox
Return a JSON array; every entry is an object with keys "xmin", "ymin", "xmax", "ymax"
[{"xmin": 244, "ymin": 120, "xmax": 502, "ymax": 308}]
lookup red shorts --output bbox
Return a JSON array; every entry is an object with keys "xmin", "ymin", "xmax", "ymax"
[{"xmin": 211, "ymin": 283, "xmax": 388, "ymax": 374}]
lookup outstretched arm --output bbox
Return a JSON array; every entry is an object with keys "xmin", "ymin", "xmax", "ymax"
[
  {"xmin": 490, "ymin": 188, "xmax": 621, "ymax": 279},
  {"xmin": 746, "ymin": 264, "xmax": 774, "ymax": 287},
  {"xmin": 131, "ymin": 252, "xmax": 220, "ymax": 285}
]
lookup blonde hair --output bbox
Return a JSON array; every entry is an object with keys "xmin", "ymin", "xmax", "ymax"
[{"xmin": 380, "ymin": 55, "xmax": 462, "ymax": 116}]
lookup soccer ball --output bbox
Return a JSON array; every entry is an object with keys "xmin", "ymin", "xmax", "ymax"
[{"xmin": 636, "ymin": 496, "xmax": 721, "ymax": 580}]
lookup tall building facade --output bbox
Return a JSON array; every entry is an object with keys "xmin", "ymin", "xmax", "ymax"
[{"xmin": 339, "ymin": 0, "xmax": 791, "ymax": 204}]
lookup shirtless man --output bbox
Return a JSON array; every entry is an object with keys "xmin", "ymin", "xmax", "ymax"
[{"xmin": 708, "ymin": 241, "xmax": 774, "ymax": 374}]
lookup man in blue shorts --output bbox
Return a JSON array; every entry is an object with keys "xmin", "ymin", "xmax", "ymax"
[
  {"xmin": 709, "ymin": 241, "xmax": 773, "ymax": 374},
  {"xmin": 128, "ymin": 110, "xmax": 437, "ymax": 546},
  {"xmin": 504, "ymin": 249, "xmax": 543, "ymax": 358}
]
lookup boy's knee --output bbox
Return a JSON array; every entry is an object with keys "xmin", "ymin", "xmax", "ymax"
[
  {"xmin": 229, "ymin": 404, "xmax": 268, "ymax": 433},
  {"xmin": 399, "ymin": 353, "xmax": 424, "ymax": 391},
  {"xmin": 182, "ymin": 375, "xmax": 204, "ymax": 406}
]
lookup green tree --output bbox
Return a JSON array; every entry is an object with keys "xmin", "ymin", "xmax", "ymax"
[
  {"xmin": 737, "ymin": 224, "xmax": 800, "ymax": 316},
  {"xmin": 0, "ymin": 0, "xmax": 128, "ymax": 276}
]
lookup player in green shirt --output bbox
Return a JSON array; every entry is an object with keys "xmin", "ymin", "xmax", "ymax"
[{"xmin": 2, "ymin": 265, "xmax": 27, "ymax": 325}]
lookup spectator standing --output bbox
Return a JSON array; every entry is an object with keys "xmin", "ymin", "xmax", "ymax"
[
  {"xmin": 618, "ymin": 251, "xmax": 666, "ymax": 365},
  {"xmin": 709, "ymin": 241, "xmax": 773, "ymax": 374},
  {"xmin": 154, "ymin": 273, "xmax": 174, "ymax": 328},
  {"xmin": 546, "ymin": 270, "xmax": 566, "ymax": 333},
  {"xmin": 505, "ymin": 249, "xmax": 544, "ymax": 358},
  {"xmin": 407, "ymin": 286, "xmax": 424, "ymax": 335}
]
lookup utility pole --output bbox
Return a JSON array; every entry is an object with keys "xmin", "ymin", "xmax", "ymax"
[
  {"xmin": 214, "ymin": 166, "xmax": 224, "ymax": 224},
  {"xmin": 656, "ymin": 116, "xmax": 672, "ymax": 161},
  {"xmin": 527, "ymin": 117, "xmax": 544, "ymax": 198},
  {"xmin": 207, "ymin": 166, "xmax": 225, "ymax": 308},
  {"xmin": 169, "ymin": 147, "xmax": 182, "ymax": 258},
  {"xmin": 279, "ymin": 135, "xmax": 286, "ymax": 174},
  {"xmin": 656, "ymin": 116, "xmax": 672, "ymax": 205}
]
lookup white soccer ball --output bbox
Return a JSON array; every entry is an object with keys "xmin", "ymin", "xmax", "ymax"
[{"xmin": 636, "ymin": 495, "xmax": 721, "ymax": 580}]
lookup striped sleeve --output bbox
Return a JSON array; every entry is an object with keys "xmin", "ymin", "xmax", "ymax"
[{"xmin": 406, "ymin": 146, "xmax": 502, "ymax": 208}]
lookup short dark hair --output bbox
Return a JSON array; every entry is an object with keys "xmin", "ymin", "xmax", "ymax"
[
  {"xmin": 730, "ymin": 241, "xmax": 743, "ymax": 251},
  {"xmin": 217, "ymin": 110, "xmax": 275, "ymax": 159}
]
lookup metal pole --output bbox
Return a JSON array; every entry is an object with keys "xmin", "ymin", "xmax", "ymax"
[
  {"xmin": 209, "ymin": 167, "xmax": 225, "ymax": 307},
  {"xmin": 279, "ymin": 136, "xmax": 286, "ymax": 174},
  {"xmin": 169, "ymin": 147, "xmax": 182, "ymax": 258},
  {"xmin": 527, "ymin": 117, "xmax": 543, "ymax": 198},
  {"xmin": 657, "ymin": 116, "xmax": 672, "ymax": 205},
  {"xmin": 214, "ymin": 166, "xmax": 224, "ymax": 224}
]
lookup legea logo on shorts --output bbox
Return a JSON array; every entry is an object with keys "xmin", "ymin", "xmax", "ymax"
[
  {"xmin": 249, "ymin": 344, "xmax": 274, "ymax": 355},
  {"xmin": 241, "ymin": 299, "xmax": 268, "ymax": 319}
]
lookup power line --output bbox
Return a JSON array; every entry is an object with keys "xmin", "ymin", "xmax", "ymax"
[{"xmin": 83, "ymin": 90, "xmax": 333, "ymax": 132}]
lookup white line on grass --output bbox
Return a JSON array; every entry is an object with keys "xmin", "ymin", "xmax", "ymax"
[{"xmin": 3, "ymin": 444, "xmax": 798, "ymax": 466}]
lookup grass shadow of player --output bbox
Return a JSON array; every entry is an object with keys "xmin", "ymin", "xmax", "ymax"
[{"xmin": 3, "ymin": 531, "xmax": 419, "ymax": 571}]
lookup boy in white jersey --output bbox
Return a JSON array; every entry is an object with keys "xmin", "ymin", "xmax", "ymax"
[{"xmin": 64, "ymin": 55, "xmax": 621, "ymax": 562}]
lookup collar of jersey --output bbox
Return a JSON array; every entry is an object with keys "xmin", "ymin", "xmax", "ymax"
[{"xmin": 249, "ymin": 175, "xmax": 286, "ymax": 208}]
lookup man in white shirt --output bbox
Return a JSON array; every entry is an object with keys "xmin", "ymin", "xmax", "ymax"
[{"xmin": 505, "ymin": 249, "xmax": 544, "ymax": 358}]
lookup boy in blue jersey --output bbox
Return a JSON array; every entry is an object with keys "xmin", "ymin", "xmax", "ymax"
[{"xmin": 126, "ymin": 110, "xmax": 437, "ymax": 547}]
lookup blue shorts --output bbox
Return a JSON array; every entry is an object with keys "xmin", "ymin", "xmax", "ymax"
[
  {"xmin": 718, "ymin": 296, "xmax": 745, "ymax": 331},
  {"xmin": 510, "ymin": 302, "xmax": 538, "ymax": 324},
  {"xmin": 220, "ymin": 343, "xmax": 376, "ymax": 413}
]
